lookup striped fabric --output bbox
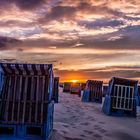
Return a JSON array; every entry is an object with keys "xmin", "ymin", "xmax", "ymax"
[
  {"xmin": 86, "ymin": 80, "xmax": 103, "ymax": 90},
  {"xmin": 0, "ymin": 63, "xmax": 52, "ymax": 75}
]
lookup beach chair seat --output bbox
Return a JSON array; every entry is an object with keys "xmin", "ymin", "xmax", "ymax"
[
  {"xmin": 0, "ymin": 63, "xmax": 54, "ymax": 140},
  {"xmin": 82, "ymin": 80, "xmax": 103, "ymax": 103},
  {"xmin": 102, "ymin": 77, "xmax": 139, "ymax": 117}
]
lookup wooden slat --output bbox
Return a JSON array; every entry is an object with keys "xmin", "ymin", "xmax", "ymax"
[
  {"xmin": 5, "ymin": 76, "xmax": 12, "ymax": 121},
  {"xmin": 3, "ymin": 76, "xmax": 9, "ymax": 120},
  {"xmin": 119, "ymin": 86, "xmax": 123, "ymax": 108},
  {"xmin": 35, "ymin": 76, "xmax": 39, "ymax": 123},
  {"xmin": 124, "ymin": 87, "xmax": 127, "ymax": 108},
  {"xmin": 116, "ymin": 85, "xmax": 119, "ymax": 108},
  {"xmin": 32, "ymin": 77, "xmax": 37, "ymax": 123},
  {"xmin": 29, "ymin": 76, "xmax": 34, "ymax": 123},
  {"xmin": 127, "ymin": 87, "xmax": 130, "ymax": 109},
  {"xmin": 112, "ymin": 86, "xmax": 115, "ymax": 108},
  {"xmin": 95, "ymin": 83, "xmax": 97, "ymax": 98},
  {"xmin": 44, "ymin": 76, "xmax": 48, "ymax": 101},
  {"xmin": 22, "ymin": 77, "xmax": 28, "ymax": 123},
  {"xmin": 0, "ymin": 76, "xmax": 7, "ymax": 120},
  {"xmin": 92, "ymin": 84, "xmax": 94, "ymax": 99},
  {"xmin": 131, "ymin": 87, "xmax": 134, "ymax": 110},
  {"xmin": 41, "ymin": 76, "xmax": 45, "ymax": 124},
  {"xmin": 97, "ymin": 84, "xmax": 99, "ymax": 99},
  {"xmin": 11, "ymin": 75, "xmax": 17, "ymax": 122},
  {"xmin": 96, "ymin": 83, "xmax": 98, "ymax": 99},
  {"xmin": 17, "ymin": 76, "xmax": 23, "ymax": 123}
]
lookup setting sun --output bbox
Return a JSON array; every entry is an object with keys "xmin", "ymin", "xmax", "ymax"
[{"xmin": 71, "ymin": 80, "xmax": 78, "ymax": 83}]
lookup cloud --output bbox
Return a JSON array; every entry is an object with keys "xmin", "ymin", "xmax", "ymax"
[
  {"xmin": 78, "ymin": 19, "xmax": 124, "ymax": 29},
  {"xmin": 14, "ymin": 0, "xmax": 46, "ymax": 10},
  {"xmin": 0, "ymin": 0, "xmax": 46, "ymax": 10},
  {"xmin": 42, "ymin": 4, "xmax": 76, "ymax": 22},
  {"xmin": 7, "ymin": 30, "xmax": 139, "ymax": 51},
  {"xmin": 0, "ymin": 36, "xmax": 21, "ymax": 48},
  {"xmin": 39, "ymin": 1, "xmax": 123, "ymax": 23},
  {"xmin": 0, "ymin": 20, "xmax": 36, "ymax": 28}
]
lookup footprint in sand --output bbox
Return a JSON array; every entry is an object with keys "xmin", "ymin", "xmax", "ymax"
[
  {"xmin": 84, "ymin": 130, "xmax": 94, "ymax": 135},
  {"xmin": 94, "ymin": 125, "xmax": 107, "ymax": 134},
  {"xmin": 62, "ymin": 130, "xmax": 68, "ymax": 134},
  {"xmin": 97, "ymin": 128, "xmax": 107, "ymax": 133},
  {"xmin": 98, "ymin": 121, "xmax": 106, "ymax": 124},
  {"xmin": 80, "ymin": 134, "xmax": 86, "ymax": 137},
  {"xmin": 93, "ymin": 133, "xmax": 103, "ymax": 139},
  {"xmin": 94, "ymin": 124, "xmax": 100, "ymax": 128},
  {"xmin": 63, "ymin": 124, "xmax": 69, "ymax": 128},
  {"xmin": 86, "ymin": 116, "xmax": 95, "ymax": 120},
  {"xmin": 72, "ymin": 126, "xmax": 77, "ymax": 129},
  {"xmin": 80, "ymin": 122, "xmax": 89, "ymax": 126}
]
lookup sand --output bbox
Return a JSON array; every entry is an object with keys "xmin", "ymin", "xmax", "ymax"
[{"xmin": 50, "ymin": 87, "xmax": 140, "ymax": 140}]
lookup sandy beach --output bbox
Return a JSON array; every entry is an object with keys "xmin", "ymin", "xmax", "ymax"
[{"xmin": 51, "ymin": 87, "xmax": 140, "ymax": 140}]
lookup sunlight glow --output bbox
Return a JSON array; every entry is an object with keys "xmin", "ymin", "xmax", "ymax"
[{"xmin": 71, "ymin": 80, "xmax": 78, "ymax": 83}]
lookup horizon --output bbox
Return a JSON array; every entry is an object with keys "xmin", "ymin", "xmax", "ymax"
[{"xmin": 0, "ymin": 0, "xmax": 140, "ymax": 82}]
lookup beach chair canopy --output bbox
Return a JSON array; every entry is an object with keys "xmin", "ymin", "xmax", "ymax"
[
  {"xmin": 0, "ymin": 63, "xmax": 53, "ymax": 124},
  {"xmin": 85, "ymin": 80, "xmax": 103, "ymax": 89},
  {"xmin": 0, "ymin": 63, "xmax": 52, "ymax": 75},
  {"xmin": 108, "ymin": 77, "xmax": 138, "ymax": 96}
]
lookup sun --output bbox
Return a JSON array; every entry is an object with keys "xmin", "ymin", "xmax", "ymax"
[{"xmin": 71, "ymin": 80, "xmax": 78, "ymax": 83}]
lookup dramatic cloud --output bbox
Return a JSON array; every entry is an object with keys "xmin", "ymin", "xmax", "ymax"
[
  {"xmin": 0, "ymin": 36, "xmax": 20, "ymax": 48},
  {"xmin": 0, "ymin": 0, "xmax": 46, "ymax": 10},
  {"xmin": 0, "ymin": 0, "xmax": 140, "ymax": 82},
  {"xmin": 42, "ymin": 5, "xmax": 76, "ymax": 22}
]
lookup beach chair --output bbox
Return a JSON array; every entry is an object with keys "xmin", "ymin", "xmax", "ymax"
[
  {"xmin": 53, "ymin": 77, "xmax": 59, "ymax": 103},
  {"xmin": 70, "ymin": 83, "xmax": 81, "ymax": 95},
  {"xmin": 102, "ymin": 77, "xmax": 139, "ymax": 117},
  {"xmin": 0, "ymin": 63, "xmax": 54, "ymax": 140},
  {"xmin": 82, "ymin": 80, "xmax": 103, "ymax": 103},
  {"xmin": 63, "ymin": 82, "xmax": 71, "ymax": 92}
]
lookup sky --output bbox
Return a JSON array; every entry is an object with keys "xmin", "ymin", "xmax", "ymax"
[{"xmin": 0, "ymin": 0, "xmax": 140, "ymax": 82}]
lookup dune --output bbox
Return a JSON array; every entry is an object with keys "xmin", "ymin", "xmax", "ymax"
[{"xmin": 50, "ymin": 87, "xmax": 140, "ymax": 140}]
